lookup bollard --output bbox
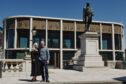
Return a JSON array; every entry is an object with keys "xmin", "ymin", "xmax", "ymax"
[{"xmin": 0, "ymin": 61, "xmax": 2, "ymax": 78}]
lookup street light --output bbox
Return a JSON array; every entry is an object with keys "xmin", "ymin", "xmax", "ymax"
[
  {"xmin": 26, "ymin": 27, "xmax": 37, "ymax": 59},
  {"xmin": 32, "ymin": 27, "xmax": 37, "ymax": 43},
  {"xmin": 32, "ymin": 27, "xmax": 37, "ymax": 36}
]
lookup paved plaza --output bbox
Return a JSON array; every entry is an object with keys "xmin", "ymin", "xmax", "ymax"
[{"xmin": 0, "ymin": 68, "xmax": 126, "ymax": 84}]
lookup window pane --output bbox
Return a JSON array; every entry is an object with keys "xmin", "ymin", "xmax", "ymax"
[
  {"xmin": 102, "ymin": 34, "xmax": 112, "ymax": 49},
  {"xmin": 63, "ymin": 31, "xmax": 74, "ymax": 48},
  {"xmin": 100, "ymin": 52, "xmax": 113, "ymax": 60},
  {"xmin": 102, "ymin": 40, "xmax": 108, "ymax": 49},
  {"xmin": 115, "ymin": 34, "xmax": 122, "ymax": 50},
  {"xmin": 76, "ymin": 32, "xmax": 83, "ymax": 49},
  {"xmin": 17, "ymin": 29, "xmax": 29, "ymax": 48},
  {"xmin": 64, "ymin": 39, "xmax": 71, "ymax": 48},
  {"xmin": 52, "ymin": 38, "xmax": 59, "ymax": 48},
  {"xmin": 20, "ymin": 37, "xmax": 28, "ymax": 48},
  {"xmin": 33, "ymin": 37, "xmax": 40, "ymax": 44},
  {"xmin": 63, "ymin": 51, "xmax": 75, "ymax": 69},
  {"xmin": 6, "ymin": 29, "xmax": 14, "ymax": 48},
  {"xmin": 48, "ymin": 31, "xmax": 60, "ymax": 48},
  {"xmin": 33, "ymin": 30, "xmax": 45, "ymax": 44},
  {"xmin": 115, "ymin": 52, "xmax": 123, "ymax": 60},
  {"xmin": 6, "ymin": 50, "xmax": 27, "ymax": 59}
]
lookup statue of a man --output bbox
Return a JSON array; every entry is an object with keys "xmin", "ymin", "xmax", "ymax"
[{"xmin": 83, "ymin": 2, "xmax": 94, "ymax": 32}]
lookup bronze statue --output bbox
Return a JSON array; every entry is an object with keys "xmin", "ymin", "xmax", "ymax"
[{"xmin": 83, "ymin": 2, "xmax": 94, "ymax": 32}]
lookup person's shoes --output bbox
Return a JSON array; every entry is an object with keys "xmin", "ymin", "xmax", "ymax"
[
  {"xmin": 46, "ymin": 80, "xmax": 50, "ymax": 82},
  {"xmin": 31, "ymin": 78, "xmax": 37, "ymax": 82},
  {"xmin": 40, "ymin": 80, "xmax": 45, "ymax": 82}
]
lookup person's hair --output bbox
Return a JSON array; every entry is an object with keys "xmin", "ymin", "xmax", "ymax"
[
  {"xmin": 41, "ymin": 40, "xmax": 45, "ymax": 45},
  {"xmin": 33, "ymin": 42, "xmax": 38, "ymax": 47}
]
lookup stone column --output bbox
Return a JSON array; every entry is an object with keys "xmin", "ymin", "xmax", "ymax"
[
  {"xmin": 45, "ymin": 19, "xmax": 48, "ymax": 47},
  {"xmin": 74, "ymin": 21, "xmax": 77, "ymax": 49},
  {"xmin": 60, "ymin": 20, "xmax": 63, "ymax": 69},
  {"xmin": 14, "ymin": 19, "xmax": 17, "ymax": 49},
  {"xmin": 3, "ymin": 20, "xmax": 6, "ymax": 60},
  {"xmin": 24, "ymin": 18, "xmax": 32, "ymax": 72},
  {"xmin": 29, "ymin": 18, "xmax": 33, "ymax": 52}
]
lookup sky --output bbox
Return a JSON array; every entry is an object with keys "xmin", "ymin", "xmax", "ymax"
[
  {"xmin": 0, "ymin": 0, "xmax": 126, "ymax": 24},
  {"xmin": 0, "ymin": 0, "xmax": 126, "ymax": 45}
]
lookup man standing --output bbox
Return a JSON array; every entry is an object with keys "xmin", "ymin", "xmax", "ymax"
[{"xmin": 39, "ymin": 41, "xmax": 50, "ymax": 82}]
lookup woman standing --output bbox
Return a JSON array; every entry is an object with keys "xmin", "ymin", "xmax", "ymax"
[{"xmin": 31, "ymin": 43, "xmax": 41, "ymax": 81}]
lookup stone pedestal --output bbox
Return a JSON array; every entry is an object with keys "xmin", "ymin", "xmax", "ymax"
[
  {"xmin": 74, "ymin": 32, "xmax": 104, "ymax": 71},
  {"xmin": 25, "ymin": 60, "xmax": 31, "ymax": 72},
  {"xmin": 80, "ymin": 32, "xmax": 104, "ymax": 68}
]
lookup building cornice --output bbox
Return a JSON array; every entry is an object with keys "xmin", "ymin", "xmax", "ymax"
[{"xmin": 3, "ymin": 15, "xmax": 124, "ymax": 27}]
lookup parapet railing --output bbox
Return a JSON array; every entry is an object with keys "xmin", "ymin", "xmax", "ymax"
[{"xmin": 0, "ymin": 59, "xmax": 26, "ymax": 72}]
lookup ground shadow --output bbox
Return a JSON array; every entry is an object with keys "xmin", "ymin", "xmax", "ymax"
[
  {"xmin": 114, "ymin": 76, "xmax": 126, "ymax": 84},
  {"xmin": 19, "ymin": 79, "xmax": 34, "ymax": 82}
]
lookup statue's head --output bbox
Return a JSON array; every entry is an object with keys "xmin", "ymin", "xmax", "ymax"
[{"xmin": 86, "ymin": 2, "xmax": 90, "ymax": 7}]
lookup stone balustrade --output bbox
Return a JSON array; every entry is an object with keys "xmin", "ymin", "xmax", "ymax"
[
  {"xmin": 106, "ymin": 60, "xmax": 123, "ymax": 69},
  {"xmin": 63, "ymin": 60, "xmax": 73, "ymax": 69},
  {"xmin": 72, "ymin": 50, "xmax": 81, "ymax": 64},
  {"xmin": 0, "ymin": 59, "xmax": 26, "ymax": 72}
]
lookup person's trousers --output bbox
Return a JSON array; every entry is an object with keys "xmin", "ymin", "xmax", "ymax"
[{"xmin": 40, "ymin": 61, "xmax": 49, "ymax": 81}]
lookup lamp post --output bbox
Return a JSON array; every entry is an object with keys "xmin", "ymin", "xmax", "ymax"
[
  {"xmin": 32, "ymin": 27, "xmax": 37, "ymax": 37},
  {"xmin": 32, "ymin": 27, "xmax": 37, "ymax": 44},
  {"xmin": 25, "ymin": 27, "xmax": 37, "ymax": 60}
]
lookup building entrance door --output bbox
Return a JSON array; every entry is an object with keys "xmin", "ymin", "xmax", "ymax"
[{"xmin": 49, "ymin": 51, "xmax": 60, "ymax": 68}]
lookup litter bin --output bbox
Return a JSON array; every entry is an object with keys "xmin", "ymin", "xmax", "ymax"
[{"xmin": 0, "ymin": 61, "xmax": 2, "ymax": 78}]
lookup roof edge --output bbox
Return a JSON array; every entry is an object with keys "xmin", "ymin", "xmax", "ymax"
[{"xmin": 4, "ymin": 15, "xmax": 124, "ymax": 26}]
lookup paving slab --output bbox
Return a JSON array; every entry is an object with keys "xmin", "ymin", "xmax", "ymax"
[{"xmin": 0, "ymin": 68, "xmax": 126, "ymax": 84}]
